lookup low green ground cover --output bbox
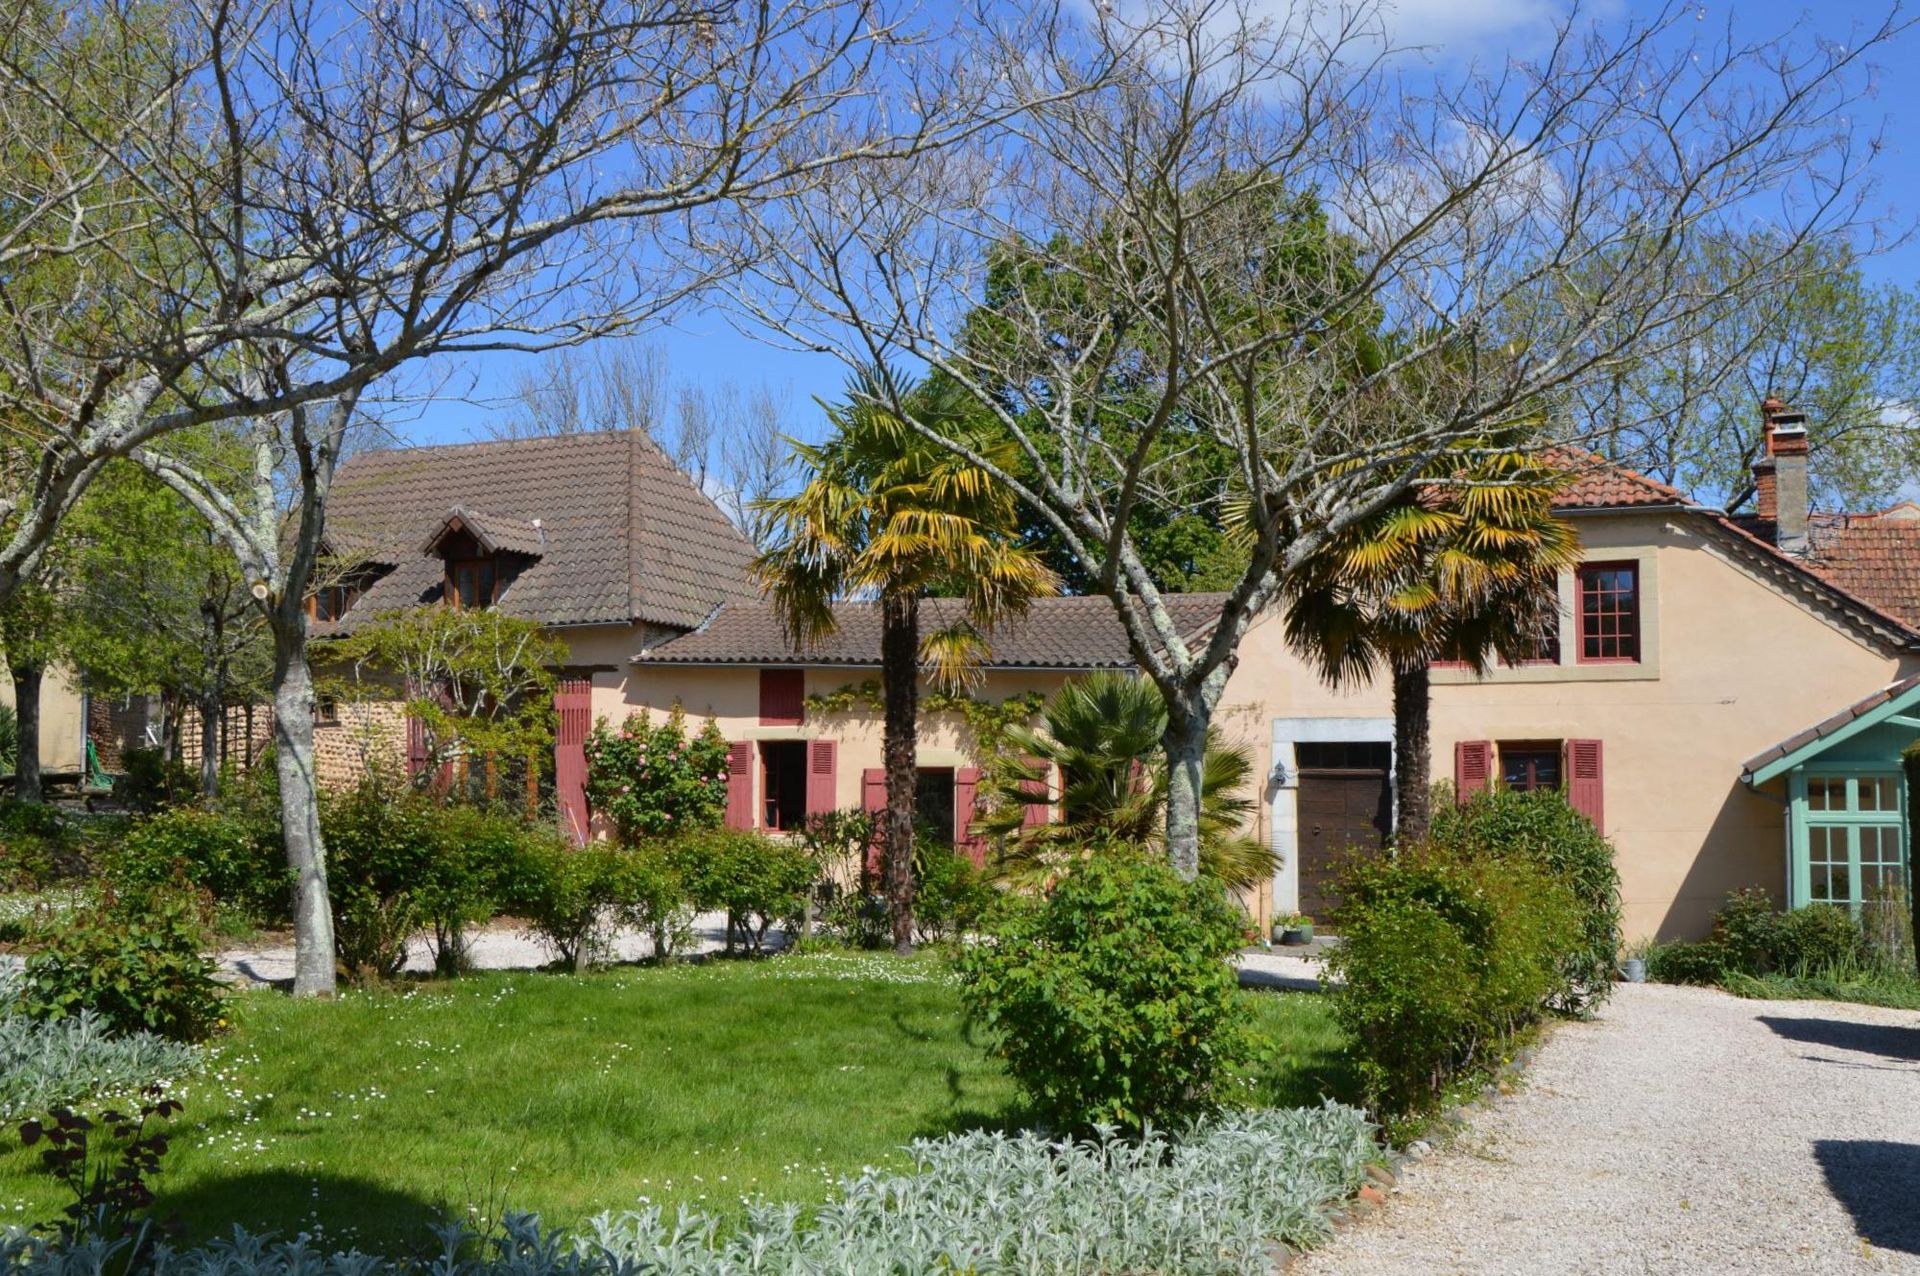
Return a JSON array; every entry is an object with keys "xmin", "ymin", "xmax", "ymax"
[{"xmin": 0, "ymin": 954, "xmax": 1353, "ymax": 1251}]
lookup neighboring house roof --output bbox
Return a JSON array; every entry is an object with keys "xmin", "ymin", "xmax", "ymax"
[
  {"xmin": 633, "ymin": 595, "xmax": 1232, "ymax": 670},
  {"xmin": 325, "ymin": 432, "xmax": 761, "ymax": 630},
  {"xmin": 1741, "ymin": 672, "xmax": 1920, "ymax": 784},
  {"xmin": 1549, "ymin": 451, "xmax": 1920, "ymax": 651}
]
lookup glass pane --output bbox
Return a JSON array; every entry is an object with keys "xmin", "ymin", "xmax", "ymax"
[
  {"xmin": 1832, "ymin": 860, "xmax": 1853, "ymax": 905},
  {"xmin": 1809, "ymin": 863, "xmax": 1831, "ymax": 902},
  {"xmin": 1808, "ymin": 779, "xmax": 1830, "ymax": 812}
]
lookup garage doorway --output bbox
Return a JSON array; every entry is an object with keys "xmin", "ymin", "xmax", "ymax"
[{"xmin": 1294, "ymin": 741, "xmax": 1393, "ymax": 919}]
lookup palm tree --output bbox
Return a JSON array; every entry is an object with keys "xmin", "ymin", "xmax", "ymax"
[
  {"xmin": 756, "ymin": 369, "xmax": 1058, "ymax": 951},
  {"xmin": 976, "ymin": 672, "xmax": 1275, "ymax": 892},
  {"xmin": 1280, "ymin": 448, "xmax": 1579, "ymax": 841}
]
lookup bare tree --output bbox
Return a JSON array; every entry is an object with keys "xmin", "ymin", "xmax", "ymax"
[
  {"xmin": 716, "ymin": 0, "xmax": 1905, "ymax": 872},
  {"xmin": 682, "ymin": 379, "xmax": 802, "ymax": 546},
  {"xmin": 0, "ymin": 0, "xmax": 1002, "ymax": 996},
  {"xmin": 493, "ymin": 342, "xmax": 673, "ymax": 441}
]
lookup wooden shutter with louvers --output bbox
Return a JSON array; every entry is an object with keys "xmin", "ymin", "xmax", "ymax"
[
  {"xmin": 1566, "ymin": 739, "xmax": 1604, "ymax": 832},
  {"xmin": 806, "ymin": 739, "xmax": 838, "ymax": 815},
  {"xmin": 725, "ymin": 741, "xmax": 756, "ymax": 829},
  {"xmin": 1454, "ymin": 740, "xmax": 1493, "ymax": 801},
  {"xmin": 759, "ymin": 669, "xmax": 805, "ymax": 726},
  {"xmin": 954, "ymin": 767, "xmax": 985, "ymax": 866},
  {"xmin": 553, "ymin": 680, "xmax": 592, "ymax": 845},
  {"xmin": 1020, "ymin": 757, "xmax": 1051, "ymax": 827}
]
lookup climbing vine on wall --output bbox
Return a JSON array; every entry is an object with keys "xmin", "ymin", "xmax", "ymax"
[{"xmin": 804, "ymin": 680, "xmax": 1048, "ymax": 775}]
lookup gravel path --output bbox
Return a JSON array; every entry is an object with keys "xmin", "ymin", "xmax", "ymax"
[
  {"xmin": 218, "ymin": 911, "xmax": 750, "ymax": 984},
  {"xmin": 1297, "ymin": 981, "xmax": 1920, "ymax": 1275}
]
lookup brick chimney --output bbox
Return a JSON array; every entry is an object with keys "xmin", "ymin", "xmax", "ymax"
[{"xmin": 1753, "ymin": 397, "xmax": 1810, "ymax": 554}]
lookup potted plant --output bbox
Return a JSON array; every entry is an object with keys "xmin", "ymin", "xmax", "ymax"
[{"xmin": 1274, "ymin": 913, "xmax": 1315, "ymax": 946}]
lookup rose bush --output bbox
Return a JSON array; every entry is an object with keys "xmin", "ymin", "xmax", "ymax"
[{"xmin": 584, "ymin": 706, "xmax": 731, "ymax": 841}]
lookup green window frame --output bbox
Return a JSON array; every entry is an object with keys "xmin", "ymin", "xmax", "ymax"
[{"xmin": 1790, "ymin": 770, "xmax": 1907, "ymax": 912}]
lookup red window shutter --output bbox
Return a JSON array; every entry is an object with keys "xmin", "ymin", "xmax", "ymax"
[
  {"xmin": 1021, "ymin": 757, "xmax": 1051, "ymax": 827},
  {"xmin": 553, "ymin": 680, "xmax": 592, "ymax": 845},
  {"xmin": 725, "ymin": 741, "xmax": 756, "ymax": 829},
  {"xmin": 1454, "ymin": 740, "xmax": 1492, "ymax": 801},
  {"xmin": 759, "ymin": 669, "xmax": 805, "ymax": 726},
  {"xmin": 1566, "ymin": 739, "xmax": 1604, "ymax": 832},
  {"xmin": 954, "ymin": 767, "xmax": 985, "ymax": 866},
  {"xmin": 806, "ymin": 738, "xmax": 838, "ymax": 816}
]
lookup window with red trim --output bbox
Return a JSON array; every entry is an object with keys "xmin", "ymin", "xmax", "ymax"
[{"xmin": 1576, "ymin": 562, "xmax": 1639, "ymax": 663}]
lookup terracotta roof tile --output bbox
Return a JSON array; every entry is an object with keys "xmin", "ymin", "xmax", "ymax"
[
  {"xmin": 634, "ymin": 595, "xmax": 1231, "ymax": 669},
  {"xmin": 1544, "ymin": 447, "xmax": 1693, "ymax": 510},
  {"xmin": 326, "ymin": 432, "xmax": 760, "ymax": 630},
  {"xmin": 1742, "ymin": 672, "xmax": 1920, "ymax": 776}
]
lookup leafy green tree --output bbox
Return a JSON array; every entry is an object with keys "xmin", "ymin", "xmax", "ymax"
[
  {"xmin": 323, "ymin": 606, "xmax": 567, "ymax": 796},
  {"xmin": 1575, "ymin": 235, "xmax": 1920, "ymax": 512},
  {"xmin": 756, "ymin": 370, "xmax": 1058, "ymax": 951},
  {"xmin": 63, "ymin": 457, "xmax": 269, "ymax": 797},
  {"xmin": 976, "ymin": 673, "xmax": 1273, "ymax": 892}
]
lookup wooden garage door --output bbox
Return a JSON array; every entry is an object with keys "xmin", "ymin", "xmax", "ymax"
[{"xmin": 1295, "ymin": 742, "xmax": 1392, "ymax": 921}]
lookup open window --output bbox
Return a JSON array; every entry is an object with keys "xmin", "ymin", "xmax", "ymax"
[{"xmin": 761, "ymin": 740, "xmax": 808, "ymax": 831}]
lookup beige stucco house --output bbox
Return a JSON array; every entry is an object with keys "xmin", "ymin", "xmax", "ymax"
[{"xmin": 276, "ymin": 409, "xmax": 1920, "ymax": 942}]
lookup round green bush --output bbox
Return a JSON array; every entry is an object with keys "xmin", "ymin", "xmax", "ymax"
[
  {"xmin": 1327, "ymin": 841, "xmax": 1581, "ymax": 1119},
  {"xmin": 503, "ymin": 836, "xmax": 686, "ymax": 970},
  {"xmin": 16, "ymin": 885, "xmax": 222, "ymax": 1042},
  {"xmin": 110, "ymin": 806, "xmax": 290, "ymax": 927},
  {"xmin": 953, "ymin": 850, "xmax": 1255, "ymax": 1133},
  {"xmin": 1643, "ymin": 939, "xmax": 1728, "ymax": 986},
  {"xmin": 1430, "ymin": 787, "xmax": 1622, "ymax": 1013},
  {"xmin": 1771, "ymin": 904, "xmax": 1862, "ymax": 975},
  {"xmin": 668, "ymin": 828, "xmax": 815, "ymax": 955}
]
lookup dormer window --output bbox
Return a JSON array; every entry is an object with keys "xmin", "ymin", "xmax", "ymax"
[
  {"xmin": 420, "ymin": 507, "xmax": 545, "ymax": 612},
  {"xmin": 448, "ymin": 556, "xmax": 498, "ymax": 610},
  {"xmin": 309, "ymin": 583, "xmax": 359, "ymax": 622}
]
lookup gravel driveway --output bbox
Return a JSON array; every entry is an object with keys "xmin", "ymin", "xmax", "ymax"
[{"xmin": 1297, "ymin": 982, "xmax": 1920, "ymax": 1275}]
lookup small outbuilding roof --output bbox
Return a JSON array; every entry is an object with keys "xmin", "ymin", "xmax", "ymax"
[{"xmin": 1742, "ymin": 673, "xmax": 1920, "ymax": 785}]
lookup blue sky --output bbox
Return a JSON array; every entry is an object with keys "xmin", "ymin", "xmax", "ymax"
[{"xmin": 406, "ymin": 0, "xmax": 1920, "ymax": 451}]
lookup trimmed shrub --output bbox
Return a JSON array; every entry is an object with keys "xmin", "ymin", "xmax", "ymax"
[
  {"xmin": 109, "ymin": 806, "xmax": 290, "ymax": 930},
  {"xmin": 1430, "ymin": 787, "xmax": 1622, "ymax": 1013},
  {"xmin": 913, "ymin": 845, "xmax": 992, "ymax": 944},
  {"xmin": 0, "ymin": 1105, "xmax": 1377, "ymax": 1275},
  {"xmin": 322, "ymin": 782, "xmax": 533, "ymax": 980},
  {"xmin": 1326, "ymin": 841, "xmax": 1581, "ymax": 1119},
  {"xmin": 504, "ymin": 838, "xmax": 685, "ymax": 971},
  {"xmin": 15, "ymin": 885, "xmax": 222, "ymax": 1043},
  {"xmin": 672, "ymin": 828, "xmax": 815, "ymax": 955},
  {"xmin": 1771, "ymin": 903, "xmax": 1862, "ymax": 975},
  {"xmin": 1643, "ymin": 939, "xmax": 1727, "ymax": 986},
  {"xmin": 954, "ymin": 850, "xmax": 1255, "ymax": 1133}
]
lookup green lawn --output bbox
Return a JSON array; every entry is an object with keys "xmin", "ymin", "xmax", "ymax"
[{"xmin": 0, "ymin": 953, "xmax": 1354, "ymax": 1251}]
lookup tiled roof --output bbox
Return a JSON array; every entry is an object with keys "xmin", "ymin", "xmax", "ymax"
[
  {"xmin": 325, "ymin": 432, "xmax": 761, "ymax": 630},
  {"xmin": 422, "ymin": 507, "xmax": 549, "ymax": 559},
  {"xmin": 1545, "ymin": 448, "xmax": 1694, "ymax": 510},
  {"xmin": 634, "ymin": 595, "xmax": 1232, "ymax": 669},
  {"xmin": 1741, "ymin": 672, "xmax": 1920, "ymax": 778},
  {"xmin": 1800, "ymin": 515, "xmax": 1920, "ymax": 630}
]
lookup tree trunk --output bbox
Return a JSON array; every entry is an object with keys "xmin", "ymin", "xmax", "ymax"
[
  {"xmin": 880, "ymin": 593, "xmax": 920, "ymax": 953},
  {"xmin": 198, "ymin": 688, "xmax": 222, "ymax": 799},
  {"xmin": 11, "ymin": 662, "xmax": 42, "ymax": 803},
  {"xmin": 1162, "ymin": 695, "xmax": 1208, "ymax": 880},
  {"xmin": 1392, "ymin": 659, "xmax": 1433, "ymax": 843},
  {"xmin": 272, "ymin": 619, "xmax": 336, "ymax": 997}
]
